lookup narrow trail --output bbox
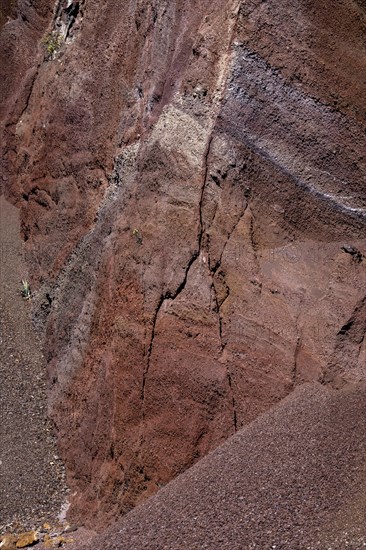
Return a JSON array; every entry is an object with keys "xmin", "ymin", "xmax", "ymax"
[{"xmin": 0, "ymin": 196, "xmax": 66, "ymax": 533}]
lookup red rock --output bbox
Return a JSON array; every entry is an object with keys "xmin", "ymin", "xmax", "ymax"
[
  {"xmin": 78, "ymin": 382, "xmax": 366, "ymax": 549},
  {"xmin": 1, "ymin": 0, "xmax": 365, "ymax": 534}
]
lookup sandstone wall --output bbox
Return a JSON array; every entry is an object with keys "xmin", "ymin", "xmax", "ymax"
[{"xmin": 1, "ymin": 0, "xmax": 365, "ymax": 528}]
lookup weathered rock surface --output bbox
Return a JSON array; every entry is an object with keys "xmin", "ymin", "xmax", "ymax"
[
  {"xmin": 14, "ymin": 531, "xmax": 38, "ymax": 548},
  {"xmin": 79, "ymin": 382, "xmax": 366, "ymax": 549},
  {"xmin": 0, "ymin": 530, "xmax": 38, "ymax": 549},
  {"xmin": 1, "ymin": 0, "xmax": 365, "ymax": 535}
]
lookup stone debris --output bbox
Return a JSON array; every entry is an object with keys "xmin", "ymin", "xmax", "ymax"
[
  {"xmin": 15, "ymin": 532, "xmax": 38, "ymax": 548},
  {"xmin": 0, "ymin": 197, "xmax": 66, "ymax": 532},
  {"xmin": 0, "ymin": 524, "xmax": 76, "ymax": 550},
  {"xmin": 41, "ymin": 535, "xmax": 71, "ymax": 548},
  {"xmin": 341, "ymin": 244, "xmax": 364, "ymax": 262},
  {"xmin": 82, "ymin": 383, "xmax": 366, "ymax": 549},
  {"xmin": 0, "ymin": 534, "xmax": 18, "ymax": 550}
]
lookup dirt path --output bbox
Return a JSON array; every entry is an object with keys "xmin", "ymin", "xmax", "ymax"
[{"xmin": 0, "ymin": 196, "xmax": 66, "ymax": 533}]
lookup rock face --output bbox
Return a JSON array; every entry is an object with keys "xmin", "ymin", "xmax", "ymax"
[
  {"xmin": 79, "ymin": 383, "xmax": 366, "ymax": 549},
  {"xmin": 1, "ymin": 0, "xmax": 365, "ymax": 530}
]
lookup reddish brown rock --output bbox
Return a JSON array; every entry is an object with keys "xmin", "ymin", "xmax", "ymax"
[
  {"xmin": 1, "ymin": 0, "xmax": 365, "ymax": 534},
  {"xmin": 78, "ymin": 382, "xmax": 366, "ymax": 549}
]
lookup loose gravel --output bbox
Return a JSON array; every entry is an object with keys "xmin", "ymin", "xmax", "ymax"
[
  {"xmin": 84, "ymin": 382, "xmax": 366, "ymax": 550},
  {"xmin": 0, "ymin": 196, "xmax": 67, "ymax": 533}
]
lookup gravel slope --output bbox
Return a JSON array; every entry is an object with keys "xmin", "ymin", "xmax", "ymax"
[
  {"xmin": 0, "ymin": 196, "xmax": 66, "ymax": 532},
  {"xmin": 82, "ymin": 382, "xmax": 366, "ymax": 550}
]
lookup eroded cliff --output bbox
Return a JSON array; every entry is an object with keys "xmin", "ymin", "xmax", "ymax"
[{"xmin": 1, "ymin": 0, "xmax": 365, "ymax": 532}]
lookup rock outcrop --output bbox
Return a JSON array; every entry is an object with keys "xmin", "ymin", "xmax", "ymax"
[
  {"xmin": 79, "ymin": 383, "xmax": 366, "ymax": 549},
  {"xmin": 1, "ymin": 0, "xmax": 365, "ymax": 531}
]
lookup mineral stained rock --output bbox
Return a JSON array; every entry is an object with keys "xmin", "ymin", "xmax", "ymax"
[{"xmin": 1, "ymin": 0, "xmax": 365, "ymax": 530}]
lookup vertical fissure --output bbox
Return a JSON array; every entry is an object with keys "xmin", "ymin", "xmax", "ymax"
[
  {"xmin": 140, "ymin": 132, "xmax": 215, "ymax": 428},
  {"xmin": 292, "ymin": 295, "xmax": 304, "ymax": 387},
  {"xmin": 227, "ymin": 370, "xmax": 238, "ymax": 432}
]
